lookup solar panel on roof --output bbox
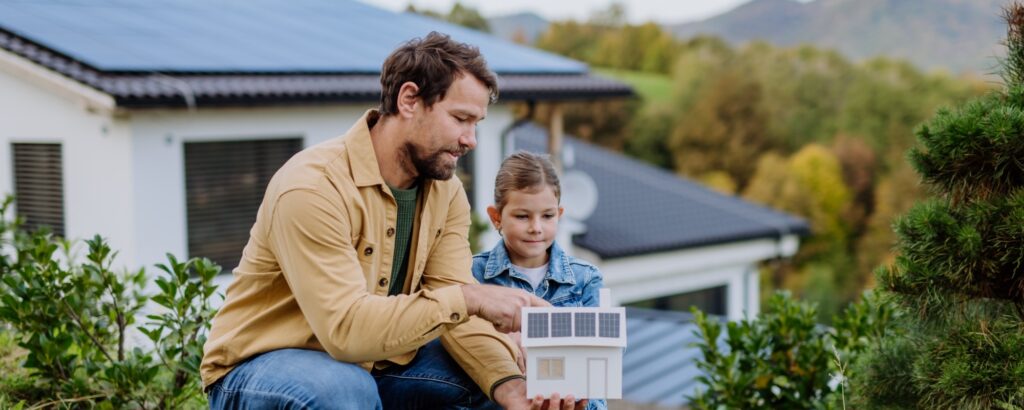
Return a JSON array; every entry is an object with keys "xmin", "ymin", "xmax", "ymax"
[
  {"xmin": 600, "ymin": 312, "xmax": 620, "ymax": 338},
  {"xmin": 0, "ymin": 0, "xmax": 587, "ymax": 74},
  {"xmin": 574, "ymin": 312, "xmax": 596, "ymax": 337},
  {"xmin": 551, "ymin": 312, "xmax": 571, "ymax": 337},
  {"xmin": 527, "ymin": 313, "xmax": 548, "ymax": 338}
]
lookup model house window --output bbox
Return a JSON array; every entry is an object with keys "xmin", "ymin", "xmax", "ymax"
[
  {"xmin": 184, "ymin": 138, "xmax": 301, "ymax": 272},
  {"xmin": 527, "ymin": 312, "xmax": 549, "ymax": 338},
  {"xmin": 551, "ymin": 312, "xmax": 572, "ymax": 337},
  {"xmin": 11, "ymin": 143, "xmax": 64, "ymax": 237},
  {"xmin": 537, "ymin": 357, "xmax": 565, "ymax": 380},
  {"xmin": 574, "ymin": 312, "xmax": 596, "ymax": 337},
  {"xmin": 599, "ymin": 312, "xmax": 621, "ymax": 338}
]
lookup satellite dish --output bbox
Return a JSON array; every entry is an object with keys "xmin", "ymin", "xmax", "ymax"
[{"xmin": 561, "ymin": 170, "xmax": 598, "ymax": 221}]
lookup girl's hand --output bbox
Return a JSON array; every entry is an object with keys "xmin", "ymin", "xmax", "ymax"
[{"xmin": 529, "ymin": 393, "xmax": 589, "ymax": 410}]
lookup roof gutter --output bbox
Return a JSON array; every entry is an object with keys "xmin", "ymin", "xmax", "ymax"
[{"xmin": 0, "ymin": 46, "xmax": 116, "ymax": 114}]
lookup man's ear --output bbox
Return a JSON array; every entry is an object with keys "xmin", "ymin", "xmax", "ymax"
[
  {"xmin": 486, "ymin": 205, "xmax": 502, "ymax": 229},
  {"xmin": 397, "ymin": 81, "xmax": 420, "ymax": 118}
]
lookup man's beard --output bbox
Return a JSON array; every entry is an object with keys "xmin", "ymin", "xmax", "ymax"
[{"xmin": 405, "ymin": 142, "xmax": 468, "ymax": 181}]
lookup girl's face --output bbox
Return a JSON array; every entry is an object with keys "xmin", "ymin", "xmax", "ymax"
[{"xmin": 487, "ymin": 186, "xmax": 564, "ymax": 268}]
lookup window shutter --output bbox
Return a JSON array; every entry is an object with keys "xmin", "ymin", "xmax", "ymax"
[
  {"xmin": 11, "ymin": 143, "xmax": 64, "ymax": 237},
  {"xmin": 184, "ymin": 138, "xmax": 301, "ymax": 272}
]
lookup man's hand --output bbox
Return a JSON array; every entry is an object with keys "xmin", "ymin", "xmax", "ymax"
[
  {"xmin": 462, "ymin": 284, "xmax": 550, "ymax": 333},
  {"xmin": 530, "ymin": 393, "xmax": 588, "ymax": 410},
  {"xmin": 493, "ymin": 380, "xmax": 588, "ymax": 410},
  {"xmin": 493, "ymin": 378, "xmax": 530, "ymax": 410}
]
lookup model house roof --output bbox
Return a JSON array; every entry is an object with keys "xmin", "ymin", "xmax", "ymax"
[
  {"xmin": 509, "ymin": 123, "xmax": 811, "ymax": 259},
  {"xmin": 0, "ymin": 0, "xmax": 632, "ymax": 108},
  {"xmin": 623, "ymin": 307, "xmax": 712, "ymax": 408},
  {"xmin": 521, "ymin": 306, "xmax": 627, "ymax": 348}
]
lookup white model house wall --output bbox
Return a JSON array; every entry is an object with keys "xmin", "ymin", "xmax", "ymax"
[{"xmin": 527, "ymin": 346, "xmax": 623, "ymax": 400}]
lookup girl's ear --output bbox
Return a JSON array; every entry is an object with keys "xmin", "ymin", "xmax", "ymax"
[
  {"xmin": 486, "ymin": 205, "xmax": 502, "ymax": 228},
  {"xmin": 558, "ymin": 206, "xmax": 565, "ymax": 219}
]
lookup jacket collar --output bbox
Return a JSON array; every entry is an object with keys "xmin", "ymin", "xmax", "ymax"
[
  {"xmin": 483, "ymin": 239, "xmax": 576, "ymax": 286},
  {"xmin": 344, "ymin": 109, "xmax": 433, "ymax": 194},
  {"xmin": 345, "ymin": 109, "xmax": 386, "ymax": 188}
]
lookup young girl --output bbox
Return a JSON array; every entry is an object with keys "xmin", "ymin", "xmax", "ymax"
[{"xmin": 472, "ymin": 151, "xmax": 607, "ymax": 410}]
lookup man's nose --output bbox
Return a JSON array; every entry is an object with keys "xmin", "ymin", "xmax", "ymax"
[{"xmin": 460, "ymin": 126, "xmax": 477, "ymax": 150}]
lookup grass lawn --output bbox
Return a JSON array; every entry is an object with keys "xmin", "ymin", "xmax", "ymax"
[{"xmin": 594, "ymin": 68, "xmax": 673, "ymax": 107}]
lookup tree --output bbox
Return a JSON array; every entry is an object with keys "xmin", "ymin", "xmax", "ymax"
[
  {"xmin": 446, "ymin": 2, "xmax": 490, "ymax": 33},
  {"xmin": 851, "ymin": 4, "xmax": 1024, "ymax": 408},
  {"xmin": 669, "ymin": 67, "xmax": 772, "ymax": 190}
]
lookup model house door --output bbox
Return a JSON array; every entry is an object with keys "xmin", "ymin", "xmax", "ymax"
[{"xmin": 587, "ymin": 358, "xmax": 607, "ymax": 398}]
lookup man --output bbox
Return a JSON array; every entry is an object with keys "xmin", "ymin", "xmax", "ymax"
[{"xmin": 201, "ymin": 32, "xmax": 580, "ymax": 409}]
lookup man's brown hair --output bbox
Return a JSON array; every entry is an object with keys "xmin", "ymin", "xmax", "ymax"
[{"xmin": 379, "ymin": 31, "xmax": 498, "ymax": 115}]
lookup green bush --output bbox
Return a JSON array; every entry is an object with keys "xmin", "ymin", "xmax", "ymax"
[
  {"xmin": 689, "ymin": 291, "xmax": 897, "ymax": 409},
  {"xmin": 0, "ymin": 196, "xmax": 219, "ymax": 408}
]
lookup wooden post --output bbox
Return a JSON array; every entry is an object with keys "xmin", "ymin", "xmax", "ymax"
[{"xmin": 547, "ymin": 103, "xmax": 563, "ymax": 174}]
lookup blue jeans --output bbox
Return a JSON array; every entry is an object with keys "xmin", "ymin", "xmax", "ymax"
[{"xmin": 208, "ymin": 339, "xmax": 499, "ymax": 410}]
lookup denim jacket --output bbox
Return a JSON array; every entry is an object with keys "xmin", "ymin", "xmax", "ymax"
[
  {"xmin": 473, "ymin": 239, "xmax": 604, "ymax": 307},
  {"xmin": 472, "ymin": 239, "xmax": 608, "ymax": 410}
]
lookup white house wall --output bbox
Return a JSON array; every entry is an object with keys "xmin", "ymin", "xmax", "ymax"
[
  {"xmin": 131, "ymin": 104, "xmax": 513, "ymax": 289},
  {"xmin": 470, "ymin": 105, "xmax": 513, "ymax": 249},
  {"xmin": 130, "ymin": 105, "xmax": 367, "ymax": 272},
  {"xmin": 0, "ymin": 56, "xmax": 136, "ymax": 267},
  {"xmin": 595, "ymin": 235, "xmax": 800, "ymax": 320}
]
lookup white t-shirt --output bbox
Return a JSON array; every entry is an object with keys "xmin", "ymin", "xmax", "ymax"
[{"xmin": 512, "ymin": 263, "xmax": 548, "ymax": 289}]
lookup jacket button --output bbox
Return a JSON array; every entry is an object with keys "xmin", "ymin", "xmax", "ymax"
[
  {"xmin": 450, "ymin": 312, "xmax": 461, "ymax": 321},
  {"xmin": 387, "ymin": 227, "xmax": 395, "ymax": 237},
  {"xmin": 364, "ymin": 247, "xmax": 373, "ymax": 256},
  {"xmin": 378, "ymin": 277, "xmax": 388, "ymax": 287},
  {"xmin": 436, "ymin": 229, "xmax": 442, "ymax": 237}
]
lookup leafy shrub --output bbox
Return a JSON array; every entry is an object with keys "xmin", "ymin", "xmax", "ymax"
[
  {"xmin": 689, "ymin": 291, "xmax": 897, "ymax": 409},
  {"xmin": 0, "ymin": 196, "xmax": 219, "ymax": 408}
]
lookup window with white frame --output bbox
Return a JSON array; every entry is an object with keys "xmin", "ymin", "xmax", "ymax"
[{"xmin": 537, "ymin": 357, "xmax": 564, "ymax": 380}]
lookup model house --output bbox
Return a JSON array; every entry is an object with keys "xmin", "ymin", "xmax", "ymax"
[{"xmin": 521, "ymin": 288, "xmax": 626, "ymax": 400}]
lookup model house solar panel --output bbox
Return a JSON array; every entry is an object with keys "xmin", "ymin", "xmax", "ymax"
[
  {"xmin": 528, "ymin": 313, "xmax": 549, "ymax": 338},
  {"xmin": 551, "ymin": 312, "xmax": 572, "ymax": 337},
  {"xmin": 599, "ymin": 312, "xmax": 620, "ymax": 338},
  {"xmin": 574, "ymin": 312, "xmax": 596, "ymax": 337}
]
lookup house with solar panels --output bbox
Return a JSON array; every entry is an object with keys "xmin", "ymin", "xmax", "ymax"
[
  {"xmin": 522, "ymin": 288, "xmax": 626, "ymax": 400},
  {"xmin": 0, "ymin": 1, "xmax": 809, "ymax": 408}
]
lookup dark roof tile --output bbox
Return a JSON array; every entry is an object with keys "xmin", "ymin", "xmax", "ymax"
[{"xmin": 510, "ymin": 123, "xmax": 810, "ymax": 259}]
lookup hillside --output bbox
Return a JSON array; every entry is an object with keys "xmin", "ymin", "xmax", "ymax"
[
  {"xmin": 669, "ymin": 0, "xmax": 1007, "ymax": 74},
  {"xmin": 488, "ymin": 12, "xmax": 549, "ymax": 44}
]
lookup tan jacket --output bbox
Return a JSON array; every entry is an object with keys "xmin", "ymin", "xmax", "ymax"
[{"xmin": 200, "ymin": 110, "xmax": 521, "ymax": 397}]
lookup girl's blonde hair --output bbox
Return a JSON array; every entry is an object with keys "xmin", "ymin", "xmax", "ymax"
[{"xmin": 493, "ymin": 151, "xmax": 561, "ymax": 211}]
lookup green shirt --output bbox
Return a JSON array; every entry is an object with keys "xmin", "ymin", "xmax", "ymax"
[{"xmin": 388, "ymin": 184, "xmax": 418, "ymax": 295}]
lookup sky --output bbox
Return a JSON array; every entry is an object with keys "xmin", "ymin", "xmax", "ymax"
[{"xmin": 359, "ymin": 0, "xmax": 753, "ymax": 25}]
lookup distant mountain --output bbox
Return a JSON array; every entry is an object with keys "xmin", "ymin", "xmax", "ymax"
[
  {"xmin": 669, "ymin": 0, "xmax": 1008, "ymax": 74},
  {"xmin": 488, "ymin": 12, "xmax": 549, "ymax": 44}
]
